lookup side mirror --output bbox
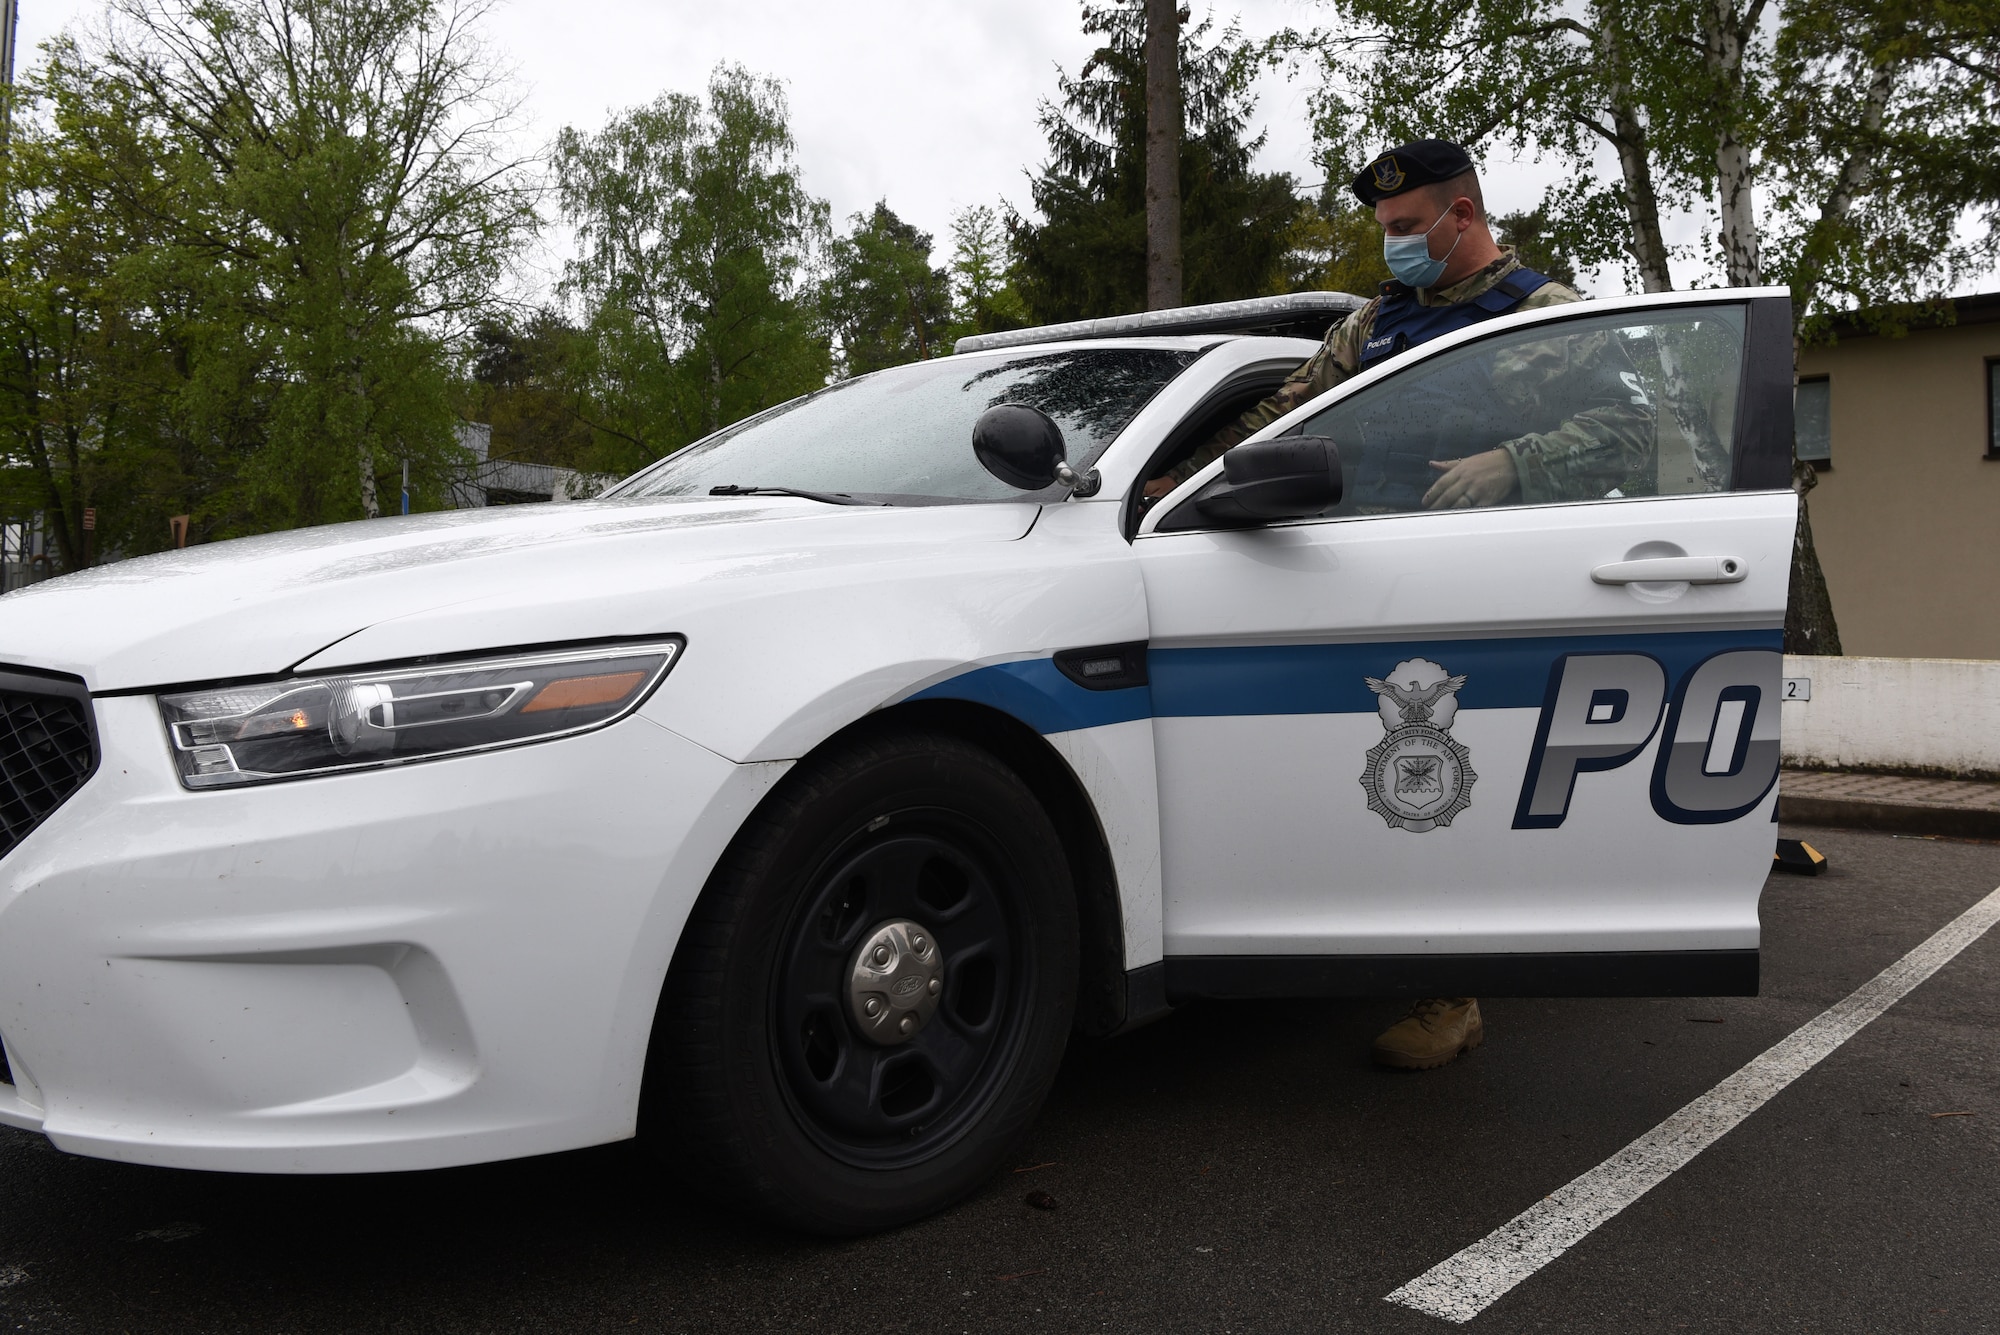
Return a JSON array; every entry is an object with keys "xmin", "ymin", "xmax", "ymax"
[
  {"xmin": 973, "ymin": 404, "xmax": 1100, "ymax": 496},
  {"xmin": 1191, "ymin": 436, "xmax": 1343, "ymax": 526}
]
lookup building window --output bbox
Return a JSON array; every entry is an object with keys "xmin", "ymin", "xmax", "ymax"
[
  {"xmin": 1988, "ymin": 360, "xmax": 2000, "ymax": 460},
  {"xmin": 1795, "ymin": 376, "xmax": 1831, "ymax": 468}
]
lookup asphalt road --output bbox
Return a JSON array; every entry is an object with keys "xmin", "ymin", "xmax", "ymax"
[{"xmin": 1, "ymin": 824, "xmax": 1995, "ymax": 1334}]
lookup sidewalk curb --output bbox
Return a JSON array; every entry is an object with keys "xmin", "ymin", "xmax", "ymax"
[{"xmin": 1778, "ymin": 794, "xmax": 2000, "ymax": 842}]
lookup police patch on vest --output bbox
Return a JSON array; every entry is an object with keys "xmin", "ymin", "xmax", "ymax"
[
  {"xmin": 1371, "ymin": 157, "xmax": 1406, "ymax": 193},
  {"xmin": 1361, "ymin": 658, "xmax": 1476, "ymax": 832}
]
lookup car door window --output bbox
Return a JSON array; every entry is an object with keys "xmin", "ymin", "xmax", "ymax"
[{"xmin": 1299, "ymin": 306, "xmax": 1746, "ymax": 515}]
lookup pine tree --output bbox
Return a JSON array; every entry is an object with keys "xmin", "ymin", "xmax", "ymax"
[
  {"xmin": 1010, "ymin": 2, "xmax": 1303, "ymax": 323},
  {"xmin": 946, "ymin": 205, "xmax": 1029, "ymax": 341},
  {"xmin": 824, "ymin": 203, "xmax": 952, "ymax": 375}
]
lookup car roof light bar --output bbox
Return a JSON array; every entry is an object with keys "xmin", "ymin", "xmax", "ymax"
[{"xmin": 951, "ymin": 290, "xmax": 1369, "ymax": 356}]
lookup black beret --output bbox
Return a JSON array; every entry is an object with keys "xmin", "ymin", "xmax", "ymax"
[{"xmin": 1351, "ymin": 139, "xmax": 1476, "ymax": 206}]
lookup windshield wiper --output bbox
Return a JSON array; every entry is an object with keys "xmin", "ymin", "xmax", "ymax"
[{"xmin": 707, "ymin": 484, "xmax": 878, "ymax": 506}]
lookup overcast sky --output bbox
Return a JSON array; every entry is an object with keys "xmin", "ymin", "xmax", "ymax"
[{"xmin": 14, "ymin": 0, "xmax": 1606, "ymax": 292}]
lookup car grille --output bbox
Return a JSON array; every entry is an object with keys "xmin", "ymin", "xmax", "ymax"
[{"xmin": 0, "ymin": 679, "xmax": 96, "ymax": 861}]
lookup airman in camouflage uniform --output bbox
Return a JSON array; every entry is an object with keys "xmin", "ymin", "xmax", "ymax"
[
  {"xmin": 1147, "ymin": 140, "xmax": 1680, "ymax": 524},
  {"xmin": 1151, "ymin": 139, "xmax": 1669, "ymax": 1074},
  {"xmin": 1167, "ymin": 246, "xmax": 1583, "ymax": 487}
]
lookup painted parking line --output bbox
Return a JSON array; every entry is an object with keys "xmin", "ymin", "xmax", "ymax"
[{"xmin": 1386, "ymin": 883, "xmax": 2000, "ymax": 1325}]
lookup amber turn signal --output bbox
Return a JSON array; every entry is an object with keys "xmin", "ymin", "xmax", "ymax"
[{"xmin": 520, "ymin": 670, "xmax": 648, "ymax": 714}]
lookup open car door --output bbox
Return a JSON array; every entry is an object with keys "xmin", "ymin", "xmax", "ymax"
[{"xmin": 1135, "ymin": 288, "xmax": 1797, "ymax": 1001}]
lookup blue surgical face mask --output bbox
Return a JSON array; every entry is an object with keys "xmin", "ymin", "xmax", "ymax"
[{"xmin": 1381, "ymin": 206, "xmax": 1461, "ymax": 288}]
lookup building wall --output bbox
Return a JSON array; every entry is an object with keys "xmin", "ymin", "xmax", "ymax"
[
  {"xmin": 1795, "ymin": 318, "xmax": 2000, "ymax": 660},
  {"xmin": 1782, "ymin": 654, "xmax": 2000, "ymax": 777}
]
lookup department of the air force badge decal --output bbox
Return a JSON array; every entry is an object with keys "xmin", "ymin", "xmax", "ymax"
[{"xmin": 1360, "ymin": 658, "xmax": 1476, "ymax": 833}]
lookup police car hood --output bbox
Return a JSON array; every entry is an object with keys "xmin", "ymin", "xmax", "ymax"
[{"xmin": 0, "ymin": 497, "xmax": 1040, "ymax": 691}]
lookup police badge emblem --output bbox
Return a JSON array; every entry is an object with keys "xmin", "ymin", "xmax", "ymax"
[
  {"xmin": 1370, "ymin": 156, "xmax": 1407, "ymax": 193},
  {"xmin": 1360, "ymin": 657, "xmax": 1476, "ymax": 832}
]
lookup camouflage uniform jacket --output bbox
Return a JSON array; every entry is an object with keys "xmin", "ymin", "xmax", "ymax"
[{"xmin": 1169, "ymin": 248, "xmax": 1581, "ymax": 484}]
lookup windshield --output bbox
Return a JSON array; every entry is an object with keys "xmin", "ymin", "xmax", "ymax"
[{"xmin": 608, "ymin": 346, "xmax": 1202, "ymax": 504}]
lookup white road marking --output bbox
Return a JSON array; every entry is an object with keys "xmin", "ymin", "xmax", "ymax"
[{"xmin": 1386, "ymin": 883, "xmax": 2000, "ymax": 1324}]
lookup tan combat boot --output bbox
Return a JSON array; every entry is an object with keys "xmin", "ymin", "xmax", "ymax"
[{"xmin": 1372, "ymin": 997, "xmax": 1483, "ymax": 1070}]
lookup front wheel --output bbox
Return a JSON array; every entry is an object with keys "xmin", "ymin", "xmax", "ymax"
[{"xmin": 644, "ymin": 729, "xmax": 1079, "ymax": 1234}]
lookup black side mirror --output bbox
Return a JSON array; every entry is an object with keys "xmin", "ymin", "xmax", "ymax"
[
  {"xmin": 973, "ymin": 404, "xmax": 1102, "ymax": 496},
  {"xmin": 1190, "ymin": 436, "xmax": 1343, "ymax": 526},
  {"xmin": 973, "ymin": 403, "xmax": 1067, "ymax": 490}
]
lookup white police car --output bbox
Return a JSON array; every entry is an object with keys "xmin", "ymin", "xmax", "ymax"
[{"xmin": 0, "ymin": 286, "xmax": 1795, "ymax": 1232}]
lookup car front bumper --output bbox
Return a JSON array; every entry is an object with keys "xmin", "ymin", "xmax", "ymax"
[{"xmin": 0, "ymin": 694, "xmax": 785, "ymax": 1172}]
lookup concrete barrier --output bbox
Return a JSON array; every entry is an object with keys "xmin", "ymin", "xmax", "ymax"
[{"xmin": 1781, "ymin": 654, "xmax": 2000, "ymax": 779}]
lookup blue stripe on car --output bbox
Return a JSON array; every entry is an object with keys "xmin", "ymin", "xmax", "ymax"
[
  {"xmin": 908, "ymin": 658, "xmax": 1155, "ymax": 734},
  {"xmin": 908, "ymin": 629, "xmax": 1781, "ymax": 735}
]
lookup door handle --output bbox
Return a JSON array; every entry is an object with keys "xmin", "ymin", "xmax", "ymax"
[{"xmin": 1591, "ymin": 556, "xmax": 1746, "ymax": 585}]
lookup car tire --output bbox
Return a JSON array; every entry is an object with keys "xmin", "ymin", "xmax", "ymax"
[{"xmin": 643, "ymin": 727, "xmax": 1079, "ymax": 1234}]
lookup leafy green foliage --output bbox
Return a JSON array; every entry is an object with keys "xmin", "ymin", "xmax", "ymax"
[
  {"xmin": 1492, "ymin": 206, "xmax": 1583, "ymax": 289},
  {"xmin": 1281, "ymin": 193, "xmax": 1392, "ymax": 296},
  {"xmin": 1011, "ymin": 1, "xmax": 1306, "ymax": 322},
  {"xmin": 0, "ymin": 51, "xmax": 191, "ymax": 569},
  {"xmin": 825, "ymin": 202, "xmax": 952, "ymax": 374},
  {"xmin": 1291, "ymin": 0, "xmax": 2000, "ymax": 320},
  {"xmin": 1763, "ymin": 0, "xmax": 2000, "ymax": 336},
  {"xmin": 461, "ymin": 314, "xmax": 597, "ymax": 470},
  {"xmin": 0, "ymin": 0, "xmax": 538, "ymax": 568},
  {"xmin": 947, "ymin": 205, "xmax": 1030, "ymax": 343},
  {"xmin": 1290, "ymin": 0, "xmax": 1706, "ymax": 291},
  {"xmin": 99, "ymin": 0, "xmax": 539, "ymax": 525},
  {"xmin": 554, "ymin": 66, "xmax": 832, "ymax": 475}
]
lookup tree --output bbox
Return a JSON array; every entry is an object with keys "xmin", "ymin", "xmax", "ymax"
[
  {"xmin": 824, "ymin": 202, "xmax": 952, "ymax": 374},
  {"xmin": 92, "ymin": 0, "xmax": 540, "ymax": 526},
  {"xmin": 0, "ymin": 52, "xmax": 188, "ymax": 570},
  {"xmin": 0, "ymin": 34, "xmax": 315, "ymax": 563},
  {"xmin": 1282, "ymin": 193, "xmax": 1391, "ymax": 295},
  {"xmin": 1011, "ymin": 1, "xmax": 1304, "ymax": 324},
  {"xmin": 1293, "ymin": 1, "xmax": 1700, "ymax": 293},
  {"xmin": 460, "ymin": 312, "xmax": 596, "ymax": 470},
  {"xmin": 1143, "ymin": 0, "xmax": 1183, "ymax": 308},
  {"xmin": 1492, "ymin": 205, "xmax": 1582, "ymax": 289},
  {"xmin": 1293, "ymin": 0, "xmax": 2000, "ymax": 315},
  {"xmin": 554, "ymin": 65, "xmax": 831, "ymax": 474},
  {"xmin": 1764, "ymin": 0, "xmax": 2000, "ymax": 332},
  {"xmin": 946, "ymin": 204, "xmax": 1029, "ymax": 341}
]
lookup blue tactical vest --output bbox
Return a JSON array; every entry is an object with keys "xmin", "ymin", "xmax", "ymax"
[
  {"xmin": 1354, "ymin": 266, "xmax": 1553, "ymax": 372},
  {"xmin": 1341, "ymin": 265, "xmax": 1555, "ymax": 508}
]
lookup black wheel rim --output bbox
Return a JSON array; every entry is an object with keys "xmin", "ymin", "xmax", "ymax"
[{"xmin": 772, "ymin": 809, "xmax": 1031, "ymax": 1169}]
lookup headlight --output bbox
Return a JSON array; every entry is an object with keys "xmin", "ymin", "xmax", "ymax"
[{"xmin": 157, "ymin": 640, "xmax": 682, "ymax": 789}]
